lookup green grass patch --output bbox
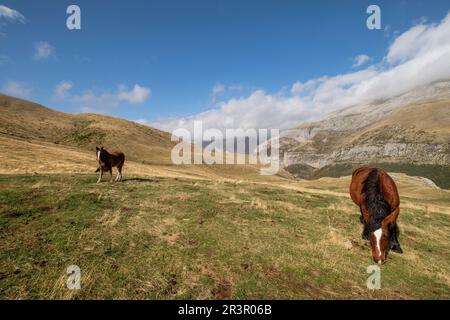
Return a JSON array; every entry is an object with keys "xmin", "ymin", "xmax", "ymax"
[{"xmin": 0, "ymin": 174, "xmax": 449, "ymax": 299}]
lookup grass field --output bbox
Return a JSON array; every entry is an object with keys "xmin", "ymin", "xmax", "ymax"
[{"xmin": 1, "ymin": 173, "xmax": 449, "ymax": 299}]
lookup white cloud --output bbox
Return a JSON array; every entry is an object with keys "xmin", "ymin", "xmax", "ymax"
[
  {"xmin": 212, "ymin": 83, "xmax": 226, "ymax": 95},
  {"xmin": 352, "ymin": 54, "xmax": 372, "ymax": 67},
  {"xmin": 72, "ymin": 90, "xmax": 119, "ymax": 109},
  {"xmin": 117, "ymin": 84, "xmax": 151, "ymax": 104},
  {"xmin": 33, "ymin": 41, "xmax": 54, "ymax": 60},
  {"xmin": 218, "ymin": 83, "xmax": 246, "ymax": 94},
  {"xmin": 152, "ymin": 11, "xmax": 450, "ymax": 134},
  {"xmin": 291, "ymin": 77, "xmax": 327, "ymax": 95},
  {"xmin": 1, "ymin": 80, "xmax": 32, "ymax": 98},
  {"xmin": 152, "ymin": 90, "xmax": 314, "ymax": 134},
  {"xmin": 0, "ymin": 5, "xmax": 26, "ymax": 23},
  {"xmin": 211, "ymin": 83, "xmax": 247, "ymax": 103},
  {"xmin": 53, "ymin": 82, "xmax": 151, "ymax": 112},
  {"xmin": 52, "ymin": 81, "xmax": 73, "ymax": 101},
  {"xmin": 210, "ymin": 83, "xmax": 226, "ymax": 103}
]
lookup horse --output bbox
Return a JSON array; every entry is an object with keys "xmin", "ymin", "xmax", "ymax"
[
  {"xmin": 95, "ymin": 146, "xmax": 125, "ymax": 183},
  {"xmin": 349, "ymin": 167, "xmax": 403, "ymax": 264}
]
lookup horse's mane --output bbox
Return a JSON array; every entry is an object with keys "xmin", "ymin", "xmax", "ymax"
[
  {"xmin": 362, "ymin": 169, "xmax": 391, "ymax": 232},
  {"xmin": 100, "ymin": 147, "xmax": 110, "ymax": 155},
  {"xmin": 99, "ymin": 148, "xmax": 112, "ymax": 163}
]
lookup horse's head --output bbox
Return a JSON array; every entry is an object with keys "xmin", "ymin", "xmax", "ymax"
[
  {"xmin": 95, "ymin": 146, "xmax": 104, "ymax": 161},
  {"xmin": 369, "ymin": 226, "xmax": 389, "ymax": 264}
]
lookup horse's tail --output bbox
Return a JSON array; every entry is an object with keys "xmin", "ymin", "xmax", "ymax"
[{"xmin": 362, "ymin": 169, "xmax": 391, "ymax": 231}]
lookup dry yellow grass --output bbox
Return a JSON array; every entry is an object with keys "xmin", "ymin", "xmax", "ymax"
[
  {"xmin": 1, "ymin": 132, "xmax": 449, "ymax": 214},
  {"xmin": 0, "ymin": 93, "xmax": 174, "ymax": 165},
  {"xmin": 0, "ymin": 131, "xmax": 290, "ymax": 185}
]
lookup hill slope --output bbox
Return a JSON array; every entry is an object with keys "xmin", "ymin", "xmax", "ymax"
[
  {"xmin": 0, "ymin": 94, "xmax": 290, "ymax": 182},
  {"xmin": 279, "ymin": 81, "xmax": 450, "ymax": 188},
  {"xmin": 0, "ymin": 94, "xmax": 174, "ymax": 165}
]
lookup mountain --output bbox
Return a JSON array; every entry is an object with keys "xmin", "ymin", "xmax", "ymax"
[
  {"xmin": 279, "ymin": 81, "xmax": 450, "ymax": 188},
  {"xmin": 0, "ymin": 93, "xmax": 174, "ymax": 165}
]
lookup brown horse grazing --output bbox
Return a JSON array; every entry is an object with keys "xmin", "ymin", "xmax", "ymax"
[
  {"xmin": 350, "ymin": 167, "xmax": 403, "ymax": 264},
  {"xmin": 95, "ymin": 146, "xmax": 125, "ymax": 183}
]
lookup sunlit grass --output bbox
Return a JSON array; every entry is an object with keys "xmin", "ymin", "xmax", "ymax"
[{"xmin": 1, "ymin": 174, "xmax": 449, "ymax": 299}]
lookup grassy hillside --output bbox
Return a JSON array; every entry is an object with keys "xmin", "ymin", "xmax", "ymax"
[
  {"xmin": 0, "ymin": 94, "xmax": 174, "ymax": 164},
  {"xmin": 0, "ymin": 94, "xmax": 283, "ymax": 180},
  {"xmin": 0, "ymin": 173, "xmax": 449, "ymax": 299}
]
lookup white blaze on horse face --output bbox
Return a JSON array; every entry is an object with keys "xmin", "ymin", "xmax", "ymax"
[
  {"xmin": 97, "ymin": 150, "xmax": 101, "ymax": 161},
  {"xmin": 374, "ymin": 228, "xmax": 382, "ymax": 258}
]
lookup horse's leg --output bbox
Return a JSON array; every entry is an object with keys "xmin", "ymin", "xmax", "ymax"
[
  {"xmin": 97, "ymin": 167, "xmax": 103, "ymax": 183},
  {"xmin": 118, "ymin": 165, "xmax": 123, "ymax": 181},
  {"xmin": 388, "ymin": 223, "xmax": 402, "ymax": 253},
  {"xmin": 383, "ymin": 208, "xmax": 402, "ymax": 253},
  {"xmin": 362, "ymin": 222, "xmax": 370, "ymax": 240},
  {"xmin": 394, "ymin": 225, "xmax": 402, "ymax": 253},
  {"xmin": 360, "ymin": 206, "xmax": 370, "ymax": 240},
  {"xmin": 115, "ymin": 166, "xmax": 121, "ymax": 181},
  {"xmin": 359, "ymin": 207, "xmax": 364, "ymax": 224},
  {"xmin": 109, "ymin": 167, "xmax": 113, "ymax": 182}
]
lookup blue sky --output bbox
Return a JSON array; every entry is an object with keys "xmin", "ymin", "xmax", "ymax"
[{"xmin": 1, "ymin": 0, "xmax": 450, "ymax": 131}]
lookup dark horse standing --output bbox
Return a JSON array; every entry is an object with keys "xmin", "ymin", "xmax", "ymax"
[
  {"xmin": 95, "ymin": 146, "xmax": 125, "ymax": 183},
  {"xmin": 350, "ymin": 167, "xmax": 403, "ymax": 264}
]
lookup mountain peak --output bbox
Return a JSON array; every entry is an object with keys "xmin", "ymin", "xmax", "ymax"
[{"xmin": 279, "ymin": 80, "xmax": 450, "ymax": 188}]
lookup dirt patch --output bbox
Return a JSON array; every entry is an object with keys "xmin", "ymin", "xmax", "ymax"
[
  {"xmin": 163, "ymin": 273, "xmax": 178, "ymax": 295},
  {"xmin": 211, "ymin": 279, "xmax": 232, "ymax": 299},
  {"xmin": 262, "ymin": 265, "xmax": 329, "ymax": 298}
]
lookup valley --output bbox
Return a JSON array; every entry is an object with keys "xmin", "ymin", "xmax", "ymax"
[{"xmin": 0, "ymin": 91, "xmax": 449, "ymax": 299}]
